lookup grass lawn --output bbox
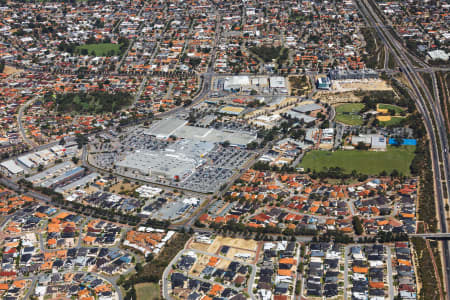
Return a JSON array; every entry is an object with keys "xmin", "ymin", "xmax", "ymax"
[
  {"xmin": 136, "ymin": 282, "xmax": 161, "ymax": 300},
  {"xmin": 299, "ymin": 146, "xmax": 416, "ymax": 176},
  {"xmin": 377, "ymin": 103, "xmax": 405, "ymax": 114},
  {"xmin": 335, "ymin": 103, "xmax": 365, "ymax": 126},
  {"xmin": 76, "ymin": 43, "xmax": 120, "ymax": 56},
  {"xmin": 380, "ymin": 116, "xmax": 405, "ymax": 126}
]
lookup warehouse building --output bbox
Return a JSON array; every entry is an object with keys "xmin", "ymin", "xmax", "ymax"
[
  {"xmin": 292, "ymin": 103, "xmax": 323, "ymax": 114},
  {"xmin": 28, "ymin": 161, "xmax": 74, "ymax": 185},
  {"xmin": 269, "ymin": 76, "xmax": 286, "ymax": 89},
  {"xmin": 17, "ymin": 154, "xmax": 36, "ymax": 169},
  {"xmin": 223, "ymin": 76, "xmax": 250, "ymax": 91},
  {"xmin": 0, "ymin": 160, "xmax": 25, "ymax": 176},
  {"xmin": 55, "ymin": 172, "xmax": 100, "ymax": 193},
  {"xmin": 40, "ymin": 166, "xmax": 85, "ymax": 188}
]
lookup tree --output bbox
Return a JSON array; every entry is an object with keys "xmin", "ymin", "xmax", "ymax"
[
  {"xmin": 393, "ymin": 137, "xmax": 404, "ymax": 147},
  {"xmin": 75, "ymin": 133, "xmax": 88, "ymax": 149},
  {"xmin": 390, "ymin": 169, "xmax": 399, "ymax": 178},
  {"xmin": 352, "ymin": 216, "xmax": 364, "ymax": 235},
  {"xmin": 356, "ymin": 142, "xmax": 369, "ymax": 150}
]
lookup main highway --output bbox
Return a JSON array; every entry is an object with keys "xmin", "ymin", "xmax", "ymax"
[{"xmin": 356, "ymin": 0, "xmax": 450, "ymax": 298}]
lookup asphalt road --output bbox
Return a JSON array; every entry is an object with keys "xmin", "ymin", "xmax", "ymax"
[
  {"xmin": 343, "ymin": 246, "xmax": 349, "ymax": 300},
  {"xmin": 386, "ymin": 246, "xmax": 394, "ymax": 300},
  {"xmin": 23, "ymin": 275, "xmax": 38, "ymax": 300},
  {"xmin": 17, "ymin": 96, "xmax": 39, "ymax": 148}
]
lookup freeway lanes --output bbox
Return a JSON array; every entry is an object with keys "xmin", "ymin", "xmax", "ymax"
[{"xmin": 356, "ymin": 0, "xmax": 450, "ymax": 298}]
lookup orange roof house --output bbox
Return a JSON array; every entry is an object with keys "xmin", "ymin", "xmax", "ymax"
[
  {"xmin": 369, "ymin": 282, "xmax": 384, "ymax": 289},
  {"xmin": 47, "ymin": 238, "xmax": 57, "ymax": 247},
  {"xmin": 279, "ymin": 258, "xmax": 297, "ymax": 265},
  {"xmin": 84, "ymin": 236, "xmax": 96, "ymax": 244},
  {"xmin": 208, "ymin": 257, "xmax": 219, "ymax": 266},
  {"xmin": 398, "ymin": 259, "xmax": 412, "ymax": 266},
  {"xmin": 353, "ymin": 266, "xmax": 368, "ymax": 273},
  {"xmin": 12, "ymin": 280, "xmax": 26, "ymax": 288},
  {"xmin": 209, "ymin": 284, "xmax": 224, "ymax": 296},
  {"xmin": 278, "ymin": 269, "xmax": 292, "ymax": 276}
]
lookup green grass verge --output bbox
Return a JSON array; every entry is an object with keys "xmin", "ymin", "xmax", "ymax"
[
  {"xmin": 76, "ymin": 43, "xmax": 120, "ymax": 56},
  {"xmin": 136, "ymin": 283, "xmax": 160, "ymax": 300},
  {"xmin": 299, "ymin": 146, "xmax": 415, "ymax": 176},
  {"xmin": 335, "ymin": 103, "xmax": 365, "ymax": 126}
]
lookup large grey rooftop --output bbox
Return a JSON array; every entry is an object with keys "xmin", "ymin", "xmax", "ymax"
[
  {"xmin": 145, "ymin": 118, "xmax": 257, "ymax": 146},
  {"xmin": 116, "ymin": 150, "xmax": 198, "ymax": 179}
]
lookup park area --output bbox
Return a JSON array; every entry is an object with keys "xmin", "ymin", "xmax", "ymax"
[
  {"xmin": 135, "ymin": 283, "xmax": 161, "ymax": 300},
  {"xmin": 379, "ymin": 116, "xmax": 404, "ymax": 126},
  {"xmin": 299, "ymin": 146, "xmax": 416, "ymax": 176},
  {"xmin": 76, "ymin": 43, "xmax": 121, "ymax": 56},
  {"xmin": 335, "ymin": 103, "xmax": 365, "ymax": 125},
  {"xmin": 377, "ymin": 103, "xmax": 405, "ymax": 114}
]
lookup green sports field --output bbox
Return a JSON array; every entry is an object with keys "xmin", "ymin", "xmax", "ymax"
[
  {"xmin": 299, "ymin": 146, "xmax": 415, "ymax": 176},
  {"xmin": 377, "ymin": 103, "xmax": 405, "ymax": 114},
  {"xmin": 76, "ymin": 43, "xmax": 120, "ymax": 56},
  {"xmin": 335, "ymin": 103, "xmax": 365, "ymax": 126},
  {"xmin": 379, "ymin": 116, "xmax": 405, "ymax": 126}
]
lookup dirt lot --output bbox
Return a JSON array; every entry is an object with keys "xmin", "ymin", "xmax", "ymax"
[
  {"xmin": 316, "ymin": 91, "xmax": 363, "ymax": 105},
  {"xmin": 216, "ymin": 258, "xmax": 231, "ymax": 269},
  {"xmin": 109, "ymin": 181, "xmax": 139, "ymax": 194},
  {"xmin": 189, "ymin": 253, "xmax": 208, "ymax": 276},
  {"xmin": 331, "ymin": 79, "xmax": 392, "ymax": 92},
  {"xmin": 188, "ymin": 236, "xmax": 260, "ymax": 265},
  {"xmin": 189, "ymin": 241, "xmax": 212, "ymax": 252},
  {"xmin": 316, "ymin": 79, "xmax": 393, "ymax": 105},
  {"xmin": 207, "ymin": 236, "xmax": 258, "ymax": 254},
  {"xmin": 224, "ymin": 247, "xmax": 255, "ymax": 262},
  {"xmin": 3, "ymin": 66, "xmax": 22, "ymax": 75}
]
